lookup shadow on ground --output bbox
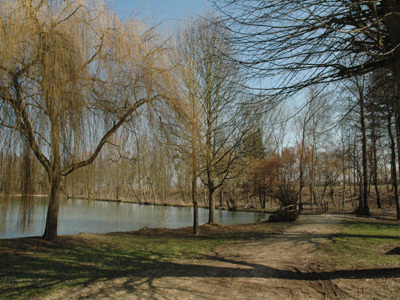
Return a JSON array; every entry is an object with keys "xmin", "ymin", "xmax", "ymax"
[
  {"xmin": 1, "ymin": 231, "xmax": 399, "ymax": 299},
  {"xmin": 1, "ymin": 216, "xmax": 399, "ymax": 299}
]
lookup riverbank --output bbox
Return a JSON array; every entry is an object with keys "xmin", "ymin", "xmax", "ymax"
[{"xmin": 1, "ymin": 214, "xmax": 399, "ymax": 300}]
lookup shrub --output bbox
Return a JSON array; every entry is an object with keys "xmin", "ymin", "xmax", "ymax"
[{"xmin": 268, "ymin": 207, "xmax": 299, "ymax": 222}]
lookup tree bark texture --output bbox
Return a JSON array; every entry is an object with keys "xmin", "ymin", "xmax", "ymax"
[
  {"xmin": 387, "ymin": 113, "xmax": 400, "ymax": 219},
  {"xmin": 43, "ymin": 175, "xmax": 61, "ymax": 240},
  {"xmin": 208, "ymin": 189, "xmax": 216, "ymax": 224},
  {"xmin": 359, "ymin": 92, "xmax": 370, "ymax": 215}
]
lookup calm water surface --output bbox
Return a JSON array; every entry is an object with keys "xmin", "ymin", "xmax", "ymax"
[{"xmin": 0, "ymin": 197, "xmax": 269, "ymax": 239}]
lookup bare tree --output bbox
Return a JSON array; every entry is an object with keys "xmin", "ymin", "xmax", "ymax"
[
  {"xmin": 173, "ymin": 14, "xmax": 252, "ymax": 225},
  {"xmin": 294, "ymin": 87, "xmax": 333, "ymax": 206},
  {"xmin": 172, "ymin": 16, "xmax": 204, "ymax": 232},
  {"xmin": 367, "ymin": 70, "xmax": 400, "ymax": 219},
  {"xmin": 213, "ymin": 0, "xmax": 400, "ymax": 93},
  {"xmin": 344, "ymin": 77, "xmax": 371, "ymax": 215}
]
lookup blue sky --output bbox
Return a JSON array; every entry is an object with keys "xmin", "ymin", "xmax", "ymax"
[{"xmin": 111, "ymin": 0, "xmax": 209, "ymax": 26}]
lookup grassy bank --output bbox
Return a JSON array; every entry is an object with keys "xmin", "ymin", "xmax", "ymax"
[
  {"xmin": 320, "ymin": 216, "xmax": 400, "ymax": 269},
  {"xmin": 0, "ymin": 222, "xmax": 288, "ymax": 300}
]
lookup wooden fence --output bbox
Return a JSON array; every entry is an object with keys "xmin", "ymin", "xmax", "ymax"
[{"xmin": 298, "ymin": 199, "xmax": 355, "ymax": 214}]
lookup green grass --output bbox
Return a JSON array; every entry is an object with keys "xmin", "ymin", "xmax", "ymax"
[
  {"xmin": 322, "ymin": 218, "xmax": 400, "ymax": 269},
  {"xmin": 0, "ymin": 222, "xmax": 288, "ymax": 300}
]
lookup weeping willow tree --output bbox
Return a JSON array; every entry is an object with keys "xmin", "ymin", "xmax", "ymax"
[{"xmin": 0, "ymin": 0, "xmax": 176, "ymax": 240}]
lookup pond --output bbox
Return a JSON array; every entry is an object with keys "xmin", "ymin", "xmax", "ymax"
[{"xmin": 0, "ymin": 197, "xmax": 270, "ymax": 239}]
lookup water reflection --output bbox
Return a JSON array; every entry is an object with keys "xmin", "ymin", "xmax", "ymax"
[
  {"xmin": 0, "ymin": 197, "xmax": 269, "ymax": 239},
  {"xmin": 0, "ymin": 197, "xmax": 48, "ymax": 238},
  {"xmin": 0, "ymin": 196, "xmax": 9, "ymax": 234},
  {"xmin": 19, "ymin": 195, "xmax": 35, "ymax": 233}
]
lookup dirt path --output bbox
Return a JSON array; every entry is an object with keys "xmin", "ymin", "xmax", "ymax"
[{"xmin": 43, "ymin": 214, "xmax": 395, "ymax": 300}]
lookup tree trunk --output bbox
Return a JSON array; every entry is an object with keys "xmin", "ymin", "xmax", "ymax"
[
  {"xmin": 43, "ymin": 175, "xmax": 61, "ymax": 240},
  {"xmin": 371, "ymin": 121, "xmax": 382, "ymax": 209},
  {"xmin": 309, "ymin": 146, "xmax": 316, "ymax": 205},
  {"xmin": 357, "ymin": 84, "xmax": 370, "ymax": 215},
  {"xmin": 43, "ymin": 107, "xmax": 62, "ymax": 241},
  {"xmin": 321, "ymin": 182, "xmax": 328, "ymax": 201},
  {"xmin": 208, "ymin": 188, "xmax": 216, "ymax": 224},
  {"xmin": 192, "ymin": 177, "xmax": 199, "ymax": 234},
  {"xmin": 387, "ymin": 113, "xmax": 400, "ymax": 219},
  {"xmin": 394, "ymin": 108, "xmax": 400, "ymax": 219},
  {"xmin": 341, "ymin": 132, "xmax": 346, "ymax": 211},
  {"xmin": 192, "ymin": 157, "xmax": 199, "ymax": 234},
  {"xmin": 299, "ymin": 138, "xmax": 305, "ymax": 206},
  {"xmin": 259, "ymin": 187, "xmax": 266, "ymax": 209},
  {"xmin": 22, "ymin": 140, "xmax": 34, "ymax": 199},
  {"xmin": 384, "ymin": 163, "xmax": 392, "ymax": 205}
]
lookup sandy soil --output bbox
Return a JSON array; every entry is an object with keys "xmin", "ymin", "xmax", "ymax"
[{"xmin": 43, "ymin": 214, "xmax": 400, "ymax": 300}]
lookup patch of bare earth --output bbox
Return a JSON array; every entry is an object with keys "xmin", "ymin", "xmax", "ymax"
[{"xmin": 43, "ymin": 214, "xmax": 399, "ymax": 300}]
